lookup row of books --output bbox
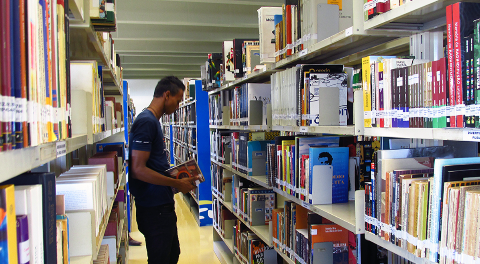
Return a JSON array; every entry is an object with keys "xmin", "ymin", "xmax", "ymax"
[
  {"xmin": 233, "ymin": 219, "xmax": 277, "ymax": 264},
  {"xmin": 173, "ymin": 143, "xmax": 196, "ymax": 165},
  {"xmin": 174, "ymin": 103, "xmax": 196, "ymax": 125},
  {"xmin": 211, "ymin": 163, "xmax": 232, "ymax": 202},
  {"xmin": 0, "ymin": 0, "xmax": 70, "ymax": 150},
  {"xmin": 98, "ymin": 32, "xmax": 122, "ymax": 82},
  {"xmin": 71, "ymin": 61, "xmax": 124, "ymax": 136},
  {"xmin": 172, "ymin": 127, "xmax": 196, "ymax": 150},
  {"xmin": 271, "ymin": 65, "xmax": 353, "ymax": 127},
  {"xmin": 231, "ymin": 178, "xmax": 276, "ymax": 226},
  {"xmin": 90, "ymin": 0, "xmax": 117, "ymax": 31},
  {"xmin": 363, "ymin": 3, "xmax": 480, "ymax": 129},
  {"xmin": 266, "ymin": 136, "xmax": 355, "ymax": 205},
  {"xmin": 202, "ymin": 39, "xmax": 265, "ymax": 90},
  {"xmin": 263, "ymin": 0, "xmax": 352, "ymax": 62},
  {"xmin": 208, "ymin": 83, "xmax": 271, "ymax": 127},
  {"xmin": 363, "ymin": 0, "xmax": 418, "ymax": 21},
  {"xmin": 364, "ymin": 144, "xmax": 480, "ymax": 263},
  {"xmin": 272, "ymin": 200, "xmax": 356, "ymax": 264}
]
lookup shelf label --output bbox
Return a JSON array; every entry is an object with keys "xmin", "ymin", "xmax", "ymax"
[
  {"xmin": 299, "ymin": 49, "xmax": 308, "ymax": 57},
  {"xmin": 56, "ymin": 141, "xmax": 67, "ymax": 157},
  {"xmin": 463, "ymin": 130, "xmax": 480, "ymax": 142},
  {"xmin": 299, "ymin": 126, "xmax": 308, "ymax": 132},
  {"xmin": 345, "ymin": 27, "xmax": 353, "ymax": 37},
  {"xmin": 301, "ymin": 201, "xmax": 311, "ymax": 210}
]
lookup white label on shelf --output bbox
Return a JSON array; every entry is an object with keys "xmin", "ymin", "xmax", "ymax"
[
  {"xmin": 301, "ymin": 201, "xmax": 311, "ymax": 210},
  {"xmin": 456, "ymin": 104, "xmax": 466, "ymax": 115},
  {"xmin": 299, "ymin": 49, "xmax": 308, "ymax": 57},
  {"xmin": 299, "ymin": 126, "xmax": 308, "ymax": 132},
  {"xmin": 445, "ymin": 105, "xmax": 452, "ymax": 116},
  {"xmin": 56, "ymin": 141, "xmax": 67, "ymax": 157},
  {"xmin": 363, "ymin": 1, "xmax": 376, "ymax": 11},
  {"xmin": 463, "ymin": 130, "xmax": 480, "ymax": 141},
  {"xmin": 364, "ymin": 111, "xmax": 372, "ymax": 119},
  {"xmin": 345, "ymin": 27, "xmax": 353, "ymax": 37},
  {"xmin": 412, "ymin": 74, "xmax": 419, "ymax": 85},
  {"xmin": 311, "ymin": 228, "xmax": 318, "ymax": 236}
]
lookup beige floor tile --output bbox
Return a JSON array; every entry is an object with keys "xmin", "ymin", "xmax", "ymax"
[{"xmin": 128, "ymin": 194, "xmax": 220, "ymax": 264}]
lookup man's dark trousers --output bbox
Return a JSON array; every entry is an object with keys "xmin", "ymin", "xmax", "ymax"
[{"xmin": 136, "ymin": 203, "xmax": 180, "ymax": 264}]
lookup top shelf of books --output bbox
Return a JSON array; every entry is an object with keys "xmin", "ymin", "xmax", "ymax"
[
  {"xmin": 364, "ymin": 0, "xmax": 457, "ymax": 31},
  {"xmin": 208, "ymin": 66, "xmax": 278, "ymax": 95}
]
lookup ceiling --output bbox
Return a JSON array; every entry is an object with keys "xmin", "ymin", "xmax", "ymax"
[{"xmin": 113, "ymin": 0, "xmax": 284, "ymax": 80}]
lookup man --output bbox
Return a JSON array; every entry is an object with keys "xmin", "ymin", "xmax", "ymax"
[{"xmin": 129, "ymin": 76, "xmax": 200, "ymax": 263}]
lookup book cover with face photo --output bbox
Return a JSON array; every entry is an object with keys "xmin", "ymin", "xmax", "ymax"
[{"xmin": 309, "ymin": 147, "xmax": 349, "ymax": 204}]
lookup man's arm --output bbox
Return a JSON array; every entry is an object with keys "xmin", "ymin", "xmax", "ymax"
[{"xmin": 130, "ymin": 149, "xmax": 198, "ymax": 194}]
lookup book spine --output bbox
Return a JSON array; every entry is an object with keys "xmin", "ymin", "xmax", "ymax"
[
  {"xmin": 16, "ymin": 215, "xmax": 29, "ymax": 264},
  {"xmin": 2, "ymin": 185, "xmax": 18, "ymax": 263},
  {"xmin": 476, "ymin": 20, "xmax": 480, "ymax": 128},
  {"xmin": 20, "ymin": 0, "xmax": 28, "ymax": 147},
  {"xmin": 286, "ymin": 5, "xmax": 292, "ymax": 56},
  {"xmin": 446, "ymin": 4, "xmax": 455, "ymax": 127},
  {"xmin": 2, "ymin": 0, "xmax": 13, "ymax": 151},
  {"xmin": 453, "ymin": 3, "xmax": 463, "ymax": 127}
]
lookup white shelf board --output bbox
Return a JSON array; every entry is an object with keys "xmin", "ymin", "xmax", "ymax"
[
  {"xmin": 365, "ymin": 232, "xmax": 435, "ymax": 264},
  {"xmin": 273, "ymin": 28, "xmax": 405, "ymax": 69},
  {"xmin": 274, "ymin": 248, "xmax": 296, "ymax": 264},
  {"xmin": 213, "ymin": 225, "xmax": 235, "ymax": 254},
  {"xmin": 179, "ymin": 100, "xmax": 196, "ymax": 108},
  {"xmin": 68, "ymin": 0, "xmax": 84, "ymax": 21},
  {"xmin": 214, "ymin": 161, "xmax": 271, "ymax": 189},
  {"xmin": 70, "ymin": 255, "xmax": 93, "ymax": 264},
  {"xmin": 209, "ymin": 125, "xmax": 271, "ymax": 131},
  {"xmin": 213, "ymin": 241, "xmax": 234, "ymax": 264},
  {"xmin": 364, "ymin": 0, "xmax": 457, "ymax": 31},
  {"xmin": 0, "ymin": 134, "xmax": 87, "ymax": 183},
  {"xmin": 363, "ymin": 127, "xmax": 479, "ymax": 141},
  {"xmin": 273, "ymin": 187, "xmax": 360, "ymax": 234},
  {"xmin": 207, "ymin": 66, "xmax": 277, "ymax": 95},
  {"xmin": 272, "ymin": 125, "xmax": 355, "ymax": 135}
]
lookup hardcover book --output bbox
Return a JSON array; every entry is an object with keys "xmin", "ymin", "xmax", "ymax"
[{"xmin": 166, "ymin": 158, "xmax": 205, "ymax": 185}]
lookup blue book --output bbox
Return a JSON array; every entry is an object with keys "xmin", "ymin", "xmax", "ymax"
[
  {"xmin": 309, "ymin": 147, "xmax": 349, "ymax": 204},
  {"xmin": 247, "ymin": 140, "xmax": 273, "ymax": 176},
  {"xmin": 295, "ymin": 137, "xmax": 339, "ymax": 198}
]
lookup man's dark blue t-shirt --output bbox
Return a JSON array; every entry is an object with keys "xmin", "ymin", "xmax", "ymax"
[{"xmin": 129, "ymin": 109, "xmax": 173, "ymax": 207}]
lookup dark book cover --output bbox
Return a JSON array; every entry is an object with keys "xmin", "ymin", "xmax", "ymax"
[
  {"xmin": 233, "ymin": 39, "xmax": 258, "ymax": 78},
  {"xmin": 3, "ymin": 172, "xmax": 56, "ymax": 264},
  {"xmin": 89, "ymin": 151, "xmax": 119, "ymax": 183},
  {"xmin": 16, "ymin": 215, "xmax": 29, "ymax": 264},
  {"xmin": 476, "ymin": 19, "xmax": 480, "ymax": 128},
  {"xmin": 12, "ymin": 0, "xmax": 22, "ymax": 149},
  {"xmin": 1, "ymin": 0, "xmax": 12, "ymax": 150}
]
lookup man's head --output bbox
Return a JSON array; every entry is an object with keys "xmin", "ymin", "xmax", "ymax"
[{"xmin": 154, "ymin": 76, "xmax": 185, "ymax": 115}]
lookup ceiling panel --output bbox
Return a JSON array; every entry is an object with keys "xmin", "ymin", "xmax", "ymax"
[{"xmin": 114, "ymin": 0, "xmax": 284, "ymax": 79}]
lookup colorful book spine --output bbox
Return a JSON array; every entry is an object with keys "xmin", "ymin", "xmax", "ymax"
[{"xmin": 16, "ymin": 215, "xmax": 29, "ymax": 264}]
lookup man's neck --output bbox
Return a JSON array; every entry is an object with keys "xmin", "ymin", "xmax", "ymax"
[{"xmin": 148, "ymin": 98, "xmax": 165, "ymax": 119}]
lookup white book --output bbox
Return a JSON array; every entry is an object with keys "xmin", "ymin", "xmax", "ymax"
[
  {"xmin": 101, "ymin": 236, "xmax": 117, "ymax": 263},
  {"xmin": 257, "ymin": 7, "xmax": 282, "ymax": 64},
  {"xmin": 222, "ymin": 41, "xmax": 235, "ymax": 83},
  {"xmin": 68, "ymin": 210, "xmax": 96, "ymax": 257},
  {"xmin": 15, "ymin": 185, "xmax": 44, "ymax": 264},
  {"xmin": 309, "ymin": 72, "xmax": 347, "ymax": 126}
]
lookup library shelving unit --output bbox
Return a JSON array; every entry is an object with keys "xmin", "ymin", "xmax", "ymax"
[
  {"xmin": 206, "ymin": 1, "xmax": 476, "ymax": 264},
  {"xmin": 0, "ymin": 0, "xmax": 130, "ymax": 262},
  {"xmin": 163, "ymin": 80, "xmax": 213, "ymax": 226}
]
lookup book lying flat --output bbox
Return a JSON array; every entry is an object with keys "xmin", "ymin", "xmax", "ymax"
[{"xmin": 166, "ymin": 159, "xmax": 205, "ymax": 186}]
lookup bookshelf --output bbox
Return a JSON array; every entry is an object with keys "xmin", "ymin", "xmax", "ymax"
[
  {"xmin": 363, "ymin": 0, "xmax": 458, "ymax": 31},
  {"xmin": 198, "ymin": 0, "xmax": 480, "ymax": 263},
  {"xmin": 163, "ymin": 80, "xmax": 213, "ymax": 226}
]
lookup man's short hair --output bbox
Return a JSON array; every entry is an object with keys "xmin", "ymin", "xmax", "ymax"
[{"xmin": 153, "ymin": 76, "xmax": 185, "ymax": 98}]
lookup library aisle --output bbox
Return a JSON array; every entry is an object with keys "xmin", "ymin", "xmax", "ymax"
[{"xmin": 128, "ymin": 195, "xmax": 221, "ymax": 264}]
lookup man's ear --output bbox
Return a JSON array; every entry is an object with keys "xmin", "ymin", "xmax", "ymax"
[{"xmin": 164, "ymin": 90, "xmax": 170, "ymax": 99}]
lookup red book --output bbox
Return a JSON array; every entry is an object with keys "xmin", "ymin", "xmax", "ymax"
[
  {"xmin": 446, "ymin": 4, "xmax": 456, "ymax": 127},
  {"xmin": 452, "ymin": 3, "xmax": 463, "ymax": 127},
  {"xmin": 286, "ymin": 5, "xmax": 292, "ymax": 56},
  {"xmin": 1, "ymin": 0, "xmax": 12, "ymax": 150}
]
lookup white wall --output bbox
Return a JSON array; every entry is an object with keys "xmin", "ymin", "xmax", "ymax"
[{"xmin": 125, "ymin": 79, "xmax": 159, "ymax": 118}]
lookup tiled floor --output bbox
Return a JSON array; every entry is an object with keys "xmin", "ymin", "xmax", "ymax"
[{"xmin": 128, "ymin": 194, "xmax": 221, "ymax": 264}]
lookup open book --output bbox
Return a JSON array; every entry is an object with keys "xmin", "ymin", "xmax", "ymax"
[{"xmin": 166, "ymin": 159, "xmax": 205, "ymax": 188}]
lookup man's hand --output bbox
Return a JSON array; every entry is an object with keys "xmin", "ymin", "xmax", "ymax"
[{"xmin": 175, "ymin": 176, "xmax": 201, "ymax": 194}]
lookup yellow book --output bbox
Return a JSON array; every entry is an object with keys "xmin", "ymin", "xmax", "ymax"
[
  {"xmin": 362, "ymin": 56, "xmax": 396, "ymax": 128},
  {"xmin": 407, "ymin": 181, "xmax": 419, "ymax": 254},
  {"xmin": 282, "ymin": 140, "xmax": 295, "ymax": 193},
  {"xmin": 0, "ymin": 184, "xmax": 18, "ymax": 263},
  {"xmin": 416, "ymin": 181, "xmax": 429, "ymax": 257}
]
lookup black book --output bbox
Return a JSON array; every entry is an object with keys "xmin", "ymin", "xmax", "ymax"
[
  {"xmin": 3, "ymin": 172, "xmax": 57, "ymax": 264},
  {"xmin": 233, "ymin": 39, "xmax": 258, "ymax": 78}
]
